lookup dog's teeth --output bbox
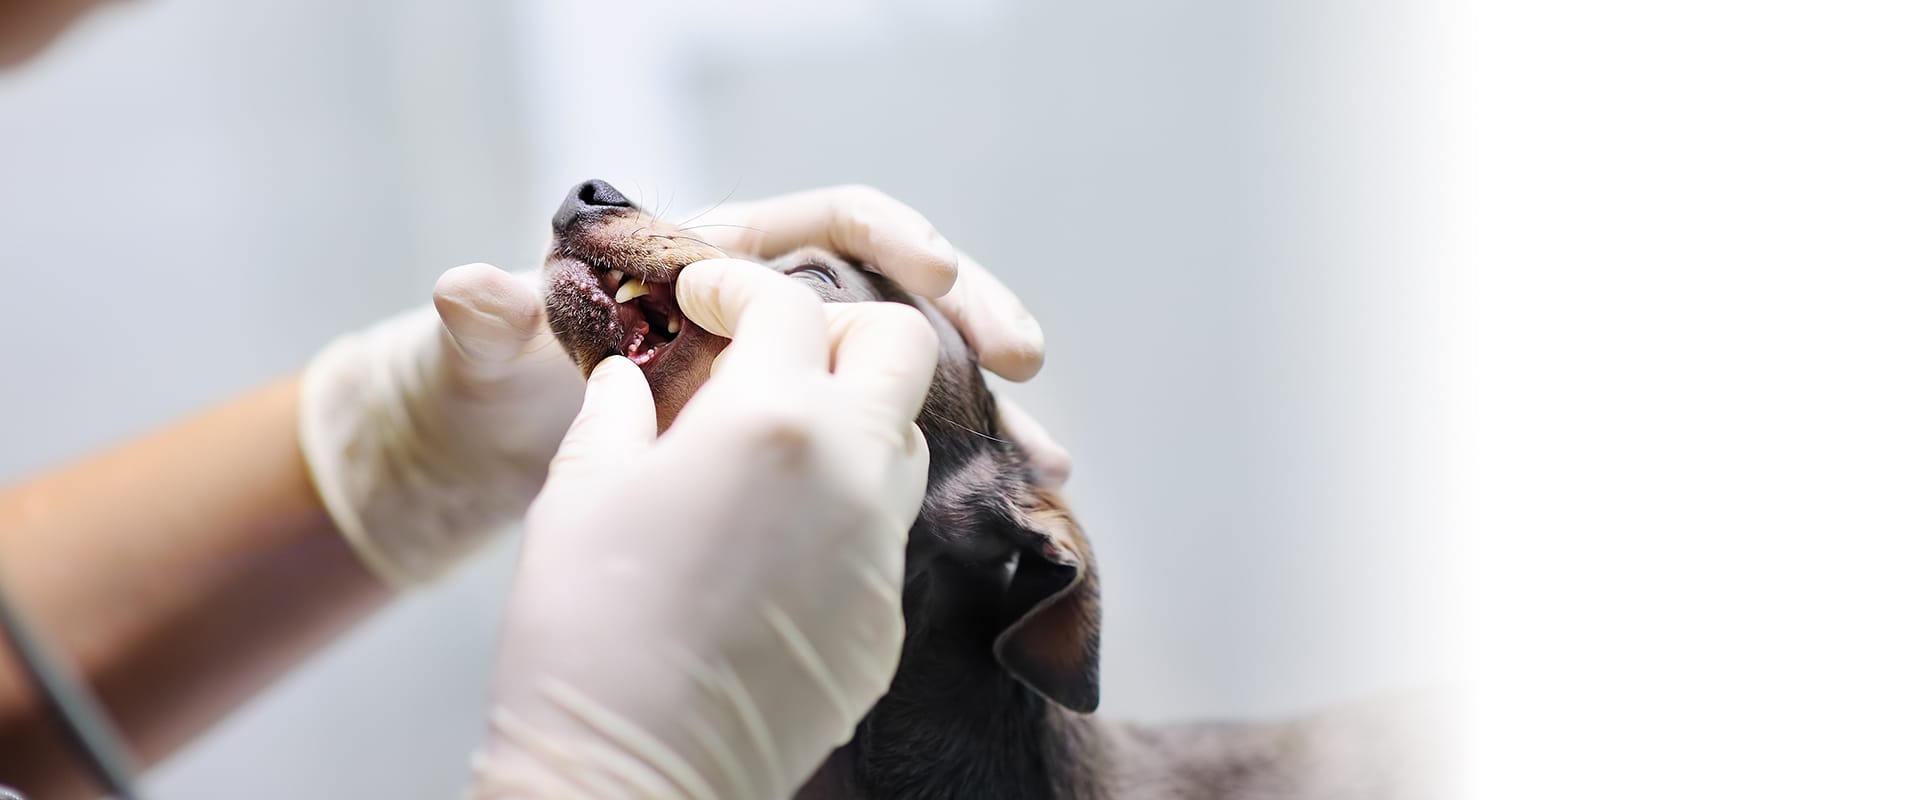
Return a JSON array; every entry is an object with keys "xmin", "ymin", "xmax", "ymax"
[
  {"xmin": 614, "ymin": 278, "xmax": 646, "ymax": 303},
  {"xmin": 607, "ymin": 269, "xmax": 626, "ymax": 284},
  {"xmin": 667, "ymin": 317, "xmax": 681, "ymax": 334}
]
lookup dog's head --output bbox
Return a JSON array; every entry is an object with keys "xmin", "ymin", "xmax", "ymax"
[{"xmin": 541, "ymin": 179, "xmax": 1101, "ymax": 713}]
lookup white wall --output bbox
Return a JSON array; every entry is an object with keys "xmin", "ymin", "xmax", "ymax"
[{"xmin": 0, "ymin": 0, "xmax": 1449, "ymax": 796}]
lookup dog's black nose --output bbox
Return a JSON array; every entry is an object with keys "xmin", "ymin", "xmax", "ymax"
[{"xmin": 552, "ymin": 179, "xmax": 636, "ymax": 231}]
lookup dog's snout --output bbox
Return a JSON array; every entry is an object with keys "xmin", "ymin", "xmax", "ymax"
[{"xmin": 552, "ymin": 179, "xmax": 636, "ymax": 231}]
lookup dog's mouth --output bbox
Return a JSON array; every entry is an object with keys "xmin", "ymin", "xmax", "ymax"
[
  {"xmin": 545, "ymin": 242, "xmax": 711, "ymax": 378},
  {"xmin": 594, "ymin": 265, "xmax": 686, "ymax": 368},
  {"xmin": 541, "ymin": 180, "xmax": 739, "ymax": 429}
]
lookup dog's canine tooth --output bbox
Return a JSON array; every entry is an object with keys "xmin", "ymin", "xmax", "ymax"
[
  {"xmin": 614, "ymin": 278, "xmax": 646, "ymax": 303},
  {"xmin": 667, "ymin": 317, "xmax": 681, "ymax": 335}
]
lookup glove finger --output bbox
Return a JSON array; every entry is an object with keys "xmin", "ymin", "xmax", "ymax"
[
  {"xmin": 927, "ymin": 252, "xmax": 1046, "ymax": 382},
  {"xmin": 550, "ymin": 357, "xmax": 657, "ymax": 477},
  {"xmin": 899, "ymin": 424, "xmax": 933, "ymax": 525},
  {"xmin": 695, "ymin": 186, "xmax": 959, "ymax": 298},
  {"xmin": 694, "ymin": 190, "xmax": 1043, "ymax": 381},
  {"xmin": 434, "ymin": 263, "xmax": 553, "ymax": 373},
  {"xmin": 823, "ymin": 303, "xmax": 940, "ymax": 433},
  {"xmin": 993, "ymin": 395, "xmax": 1072, "ymax": 490},
  {"xmin": 676, "ymin": 259, "xmax": 829, "ymax": 374}
]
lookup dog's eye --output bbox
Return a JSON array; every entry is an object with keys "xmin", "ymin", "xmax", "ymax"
[{"xmin": 788, "ymin": 264, "xmax": 839, "ymax": 286}]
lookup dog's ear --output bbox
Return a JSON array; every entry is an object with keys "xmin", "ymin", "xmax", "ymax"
[{"xmin": 992, "ymin": 489, "xmax": 1101, "ymax": 713}]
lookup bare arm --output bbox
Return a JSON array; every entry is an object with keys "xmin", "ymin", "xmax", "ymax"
[{"xmin": 0, "ymin": 376, "xmax": 391, "ymax": 799}]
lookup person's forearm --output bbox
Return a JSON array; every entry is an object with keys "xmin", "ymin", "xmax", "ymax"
[{"xmin": 0, "ymin": 376, "xmax": 391, "ymax": 798}]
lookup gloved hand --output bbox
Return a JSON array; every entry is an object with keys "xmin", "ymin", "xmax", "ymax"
[
  {"xmin": 694, "ymin": 185, "xmax": 1070, "ymax": 487},
  {"xmin": 470, "ymin": 260, "xmax": 938, "ymax": 800},
  {"xmin": 298, "ymin": 266, "xmax": 585, "ymax": 586},
  {"xmin": 298, "ymin": 185, "xmax": 1065, "ymax": 587}
]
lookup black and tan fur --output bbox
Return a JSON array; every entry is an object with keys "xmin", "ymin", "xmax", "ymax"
[{"xmin": 541, "ymin": 180, "xmax": 1448, "ymax": 800}]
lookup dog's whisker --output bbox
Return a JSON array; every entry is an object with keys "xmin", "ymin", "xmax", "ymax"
[
  {"xmin": 658, "ymin": 185, "xmax": 678, "ymax": 224},
  {"xmin": 678, "ymin": 223, "xmax": 768, "ymax": 235},
  {"xmin": 676, "ymin": 179, "xmax": 744, "ymax": 229},
  {"xmin": 918, "ymin": 408, "xmax": 1010, "ymax": 446}
]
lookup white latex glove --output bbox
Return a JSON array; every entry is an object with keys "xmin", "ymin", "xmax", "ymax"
[
  {"xmin": 694, "ymin": 185, "xmax": 1070, "ymax": 487},
  {"xmin": 299, "ymin": 266, "xmax": 585, "ymax": 586},
  {"xmin": 471, "ymin": 260, "xmax": 938, "ymax": 800}
]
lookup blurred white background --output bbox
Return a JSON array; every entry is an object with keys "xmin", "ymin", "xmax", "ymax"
[{"xmin": 0, "ymin": 0, "xmax": 1451, "ymax": 796}]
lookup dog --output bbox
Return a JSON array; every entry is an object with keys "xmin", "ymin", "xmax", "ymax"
[{"xmin": 541, "ymin": 180, "xmax": 1449, "ymax": 800}]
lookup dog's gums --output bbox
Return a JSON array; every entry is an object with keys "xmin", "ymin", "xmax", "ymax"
[{"xmin": 603, "ymin": 272, "xmax": 681, "ymax": 365}]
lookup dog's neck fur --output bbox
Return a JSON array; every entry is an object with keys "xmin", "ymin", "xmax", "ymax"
[
  {"xmin": 825, "ymin": 607, "xmax": 1104, "ymax": 800},
  {"xmin": 798, "ymin": 506, "xmax": 1113, "ymax": 798},
  {"xmin": 798, "ymin": 390, "xmax": 1107, "ymax": 800}
]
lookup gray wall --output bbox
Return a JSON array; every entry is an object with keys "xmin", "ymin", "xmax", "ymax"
[{"xmin": 0, "ymin": 0, "xmax": 1448, "ymax": 796}]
